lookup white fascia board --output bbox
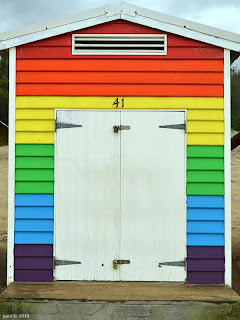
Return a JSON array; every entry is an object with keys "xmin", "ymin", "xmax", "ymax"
[
  {"xmin": 0, "ymin": 14, "xmax": 120, "ymax": 51},
  {"xmin": 121, "ymin": 13, "xmax": 240, "ymax": 52}
]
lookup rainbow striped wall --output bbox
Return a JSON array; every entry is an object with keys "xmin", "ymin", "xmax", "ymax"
[{"xmin": 14, "ymin": 20, "xmax": 225, "ymax": 284}]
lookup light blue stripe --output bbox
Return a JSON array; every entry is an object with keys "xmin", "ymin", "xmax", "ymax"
[
  {"xmin": 187, "ymin": 234, "xmax": 224, "ymax": 246},
  {"xmin": 15, "ymin": 207, "xmax": 54, "ymax": 219},
  {"xmin": 15, "ymin": 232, "xmax": 53, "ymax": 244},
  {"xmin": 187, "ymin": 221, "xmax": 224, "ymax": 234},
  {"xmin": 187, "ymin": 208, "xmax": 224, "ymax": 221},
  {"xmin": 15, "ymin": 194, "xmax": 54, "ymax": 206},
  {"xmin": 15, "ymin": 220, "xmax": 54, "ymax": 232},
  {"xmin": 187, "ymin": 196, "xmax": 224, "ymax": 208}
]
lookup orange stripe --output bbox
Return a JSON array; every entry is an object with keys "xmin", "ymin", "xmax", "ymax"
[
  {"xmin": 16, "ymin": 84, "xmax": 223, "ymax": 97},
  {"xmin": 17, "ymin": 71, "xmax": 224, "ymax": 85},
  {"xmin": 16, "ymin": 59, "xmax": 224, "ymax": 72}
]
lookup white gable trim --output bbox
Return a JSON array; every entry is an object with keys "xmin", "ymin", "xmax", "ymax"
[{"xmin": 0, "ymin": 2, "xmax": 240, "ymax": 52}]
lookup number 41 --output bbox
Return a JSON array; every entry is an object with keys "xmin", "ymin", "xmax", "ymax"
[{"xmin": 113, "ymin": 98, "xmax": 125, "ymax": 108}]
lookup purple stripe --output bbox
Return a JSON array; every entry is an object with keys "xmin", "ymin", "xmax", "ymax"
[
  {"xmin": 14, "ymin": 244, "xmax": 53, "ymax": 257},
  {"xmin": 15, "ymin": 270, "xmax": 53, "ymax": 282},
  {"xmin": 187, "ymin": 259, "xmax": 225, "ymax": 271},
  {"xmin": 187, "ymin": 246, "xmax": 224, "ymax": 258},
  {"xmin": 15, "ymin": 257, "xmax": 53, "ymax": 270},
  {"xmin": 187, "ymin": 272, "xmax": 224, "ymax": 284}
]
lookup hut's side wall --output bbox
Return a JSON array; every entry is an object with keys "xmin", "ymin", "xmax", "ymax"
[{"xmin": 14, "ymin": 20, "xmax": 225, "ymax": 283}]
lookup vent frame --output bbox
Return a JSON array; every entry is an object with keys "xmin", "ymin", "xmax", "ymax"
[{"xmin": 72, "ymin": 34, "xmax": 167, "ymax": 55}]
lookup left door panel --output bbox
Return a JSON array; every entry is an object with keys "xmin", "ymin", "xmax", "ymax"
[{"xmin": 54, "ymin": 110, "xmax": 121, "ymax": 280}]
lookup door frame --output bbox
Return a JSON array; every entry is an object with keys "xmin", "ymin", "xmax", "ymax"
[{"xmin": 53, "ymin": 109, "xmax": 187, "ymax": 281}]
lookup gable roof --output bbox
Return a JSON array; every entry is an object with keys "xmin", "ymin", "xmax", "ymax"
[{"xmin": 1, "ymin": 1, "xmax": 240, "ymax": 55}]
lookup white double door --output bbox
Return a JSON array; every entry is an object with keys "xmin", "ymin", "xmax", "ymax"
[{"xmin": 54, "ymin": 110, "xmax": 186, "ymax": 281}]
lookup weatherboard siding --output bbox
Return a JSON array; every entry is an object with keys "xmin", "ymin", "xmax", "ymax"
[{"xmin": 14, "ymin": 20, "xmax": 225, "ymax": 284}]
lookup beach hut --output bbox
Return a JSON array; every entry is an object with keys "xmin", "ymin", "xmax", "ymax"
[{"xmin": 1, "ymin": 2, "xmax": 240, "ymax": 287}]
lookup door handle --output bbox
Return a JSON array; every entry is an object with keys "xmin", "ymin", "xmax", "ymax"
[{"xmin": 113, "ymin": 125, "xmax": 131, "ymax": 133}]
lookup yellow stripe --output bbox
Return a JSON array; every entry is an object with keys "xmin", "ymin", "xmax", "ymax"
[
  {"xmin": 187, "ymin": 134, "xmax": 224, "ymax": 145},
  {"xmin": 187, "ymin": 121, "xmax": 224, "ymax": 133},
  {"xmin": 16, "ymin": 96, "xmax": 224, "ymax": 110},
  {"xmin": 16, "ymin": 108, "xmax": 54, "ymax": 120},
  {"xmin": 16, "ymin": 120, "xmax": 55, "ymax": 132},
  {"xmin": 16, "ymin": 132, "xmax": 54, "ymax": 144},
  {"xmin": 187, "ymin": 109, "xmax": 224, "ymax": 121}
]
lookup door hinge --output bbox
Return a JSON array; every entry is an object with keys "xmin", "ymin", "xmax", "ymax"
[
  {"xmin": 55, "ymin": 121, "xmax": 82, "ymax": 131},
  {"xmin": 54, "ymin": 259, "xmax": 82, "ymax": 266},
  {"xmin": 113, "ymin": 259, "xmax": 130, "ymax": 269},
  {"xmin": 158, "ymin": 260, "xmax": 186, "ymax": 268},
  {"xmin": 113, "ymin": 125, "xmax": 131, "ymax": 133},
  {"xmin": 159, "ymin": 122, "xmax": 186, "ymax": 132}
]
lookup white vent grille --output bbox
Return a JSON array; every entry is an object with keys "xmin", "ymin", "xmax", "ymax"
[{"xmin": 72, "ymin": 34, "xmax": 167, "ymax": 55}]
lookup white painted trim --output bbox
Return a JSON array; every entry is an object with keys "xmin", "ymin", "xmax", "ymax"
[
  {"xmin": 7, "ymin": 47, "xmax": 16, "ymax": 285},
  {"xmin": 0, "ymin": 2, "xmax": 240, "ymax": 52},
  {"xmin": 224, "ymin": 49, "xmax": 231, "ymax": 287}
]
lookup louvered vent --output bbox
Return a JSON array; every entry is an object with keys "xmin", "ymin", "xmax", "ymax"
[{"xmin": 72, "ymin": 34, "xmax": 167, "ymax": 55}]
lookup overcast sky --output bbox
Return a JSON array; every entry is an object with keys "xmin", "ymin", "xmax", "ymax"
[{"xmin": 0, "ymin": 0, "xmax": 239, "ymax": 66}]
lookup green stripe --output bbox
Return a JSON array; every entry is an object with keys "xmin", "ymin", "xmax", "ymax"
[
  {"xmin": 187, "ymin": 183, "xmax": 224, "ymax": 195},
  {"xmin": 16, "ymin": 157, "xmax": 54, "ymax": 169},
  {"xmin": 187, "ymin": 171, "xmax": 224, "ymax": 183},
  {"xmin": 187, "ymin": 158, "xmax": 224, "ymax": 171},
  {"xmin": 15, "ymin": 182, "xmax": 54, "ymax": 194},
  {"xmin": 15, "ymin": 144, "xmax": 54, "ymax": 156},
  {"xmin": 15, "ymin": 169, "xmax": 54, "ymax": 181},
  {"xmin": 187, "ymin": 146, "xmax": 224, "ymax": 158}
]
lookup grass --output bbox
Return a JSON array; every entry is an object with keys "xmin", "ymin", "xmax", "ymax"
[{"xmin": 0, "ymin": 136, "xmax": 7, "ymax": 146}]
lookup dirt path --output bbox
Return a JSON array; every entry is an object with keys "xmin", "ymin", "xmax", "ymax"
[{"xmin": 0, "ymin": 144, "xmax": 240, "ymax": 294}]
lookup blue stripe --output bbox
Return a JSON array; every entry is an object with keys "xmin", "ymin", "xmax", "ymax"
[
  {"xmin": 187, "ymin": 221, "xmax": 224, "ymax": 234},
  {"xmin": 187, "ymin": 196, "xmax": 224, "ymax": 208},
  {"xmin": 15, "ymin": 232, "xmax": 53, "ymax": 244},
  {"xmin": 187, "ymin": 234, "xmax": 224, "ymax": 246},
  {"xmin": 15, "ymin": 207, "xmax": 54, "ymax": 219},
  {"xmin": 15, "ymin": 220, "xmax": 54, "ymax": 232},
  {"xmin": 187, "ymin": 208, "xmax": 224, "ymax": 221},
  {"xmin": 15, "ymin": 194, "xmax": 54, "ymax": 206}
]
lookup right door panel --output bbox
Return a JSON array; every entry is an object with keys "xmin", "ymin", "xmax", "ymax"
[{"xmin": 120, "ymin": 111, "xmax": 186, "ymax": 281}]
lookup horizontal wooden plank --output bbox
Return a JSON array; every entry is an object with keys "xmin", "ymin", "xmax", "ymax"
[
  {"xmin": 187, "ymin": 271, "xmax": 224, "ymax": 284},
  {"xmin": 16, "ymin": 83, "xmax": 224, "ymax": 97},
  {"xmin": 187, "ymin": 146, "xmax": 224, "ymax": 158},
  {"xmin": 187, "ymin": 196, "xmax": 224, "ymax": 208},
  {"xmin": 16, "ymin": 59, "xmax": 224, "ymax": 72},
  {"xmin": 14, "ymin": 270, "xmax": 53, "ymax": 282},
  {"xmin": 187, "ymin": 158, "xmax": 224, "ymax": 170},
  {"xmin": 187, "ymin": 121, "xmax": 224, "ymax": 133},
  {"xmin": 187, "ymin": 246, "xmax": 225, "ymax": 258},
  {"xmin": 14, "ymin": 244, "xmax": 53, "ymax": 257},
  {"xmin": 15, "ymin": 157, "xmax": 54, "ymax": 169},
  {"xmin": 187, "ymin": 221, "xmax": 224, "ymax": 233},
  {"xmin": 15, "ymin": 169, "xmax": 54, "ymax": 181},
  {"xmin": 14, "ymin": 232, "xmax": 53, "ymax": 244},
  {"xmin": 15, "ymin": 97, "xmax": 224, "ymax": 109},
  {"xmin": 15, "ymin": 182, "xmax": 54, "ymax": 194},
  {"xmin": 187, "ymin": 109, "xmax": 224, "ymax": 121},
  {"xmin": 15, "ymin": 257, "xmax": 53, "ymax": 270},
  {"xmin": 187, "ymin": 133, "xmax": 224, "ymax": 145},
  {"xmin": 187, "ymin": 171, "xmax": 224, "ymax": 183},
  {"xmin": 15, "ymin": 207, "xmax": 54, "ymax": 219},
  {"xmin": 187, "ymin": 208, "xmax": 224, "ymax": 221},
  {"xmin": 187, "ymin": 234, "xmax": 224, "ymax": 246},
  {"xmin": 187, "ymin": 183, "xmax": 224, "ymax": 195},
  {"xmin": 16, "ymin": 120, "xmax": 55, "ymax": 132},
  {"xmin": 16, "ymin": 47, "xmax": 224, "ymax": 60},
  {"xmin": 15, "ymin": 194, "xmax": 54, "ymax": 206},
  {"xmin": 16, "ymin": 132, "xmax": 54, "ymax": 144},
  {"xmin": 16, "ymin": 71, "xmax": 224, "ymax": 85},
  {"xmin": 187, "ymin": 259, "xmax": 225, "ymax": 271},
  {"xmin": 15, "ymin": 144, "xmax": 54, "ymax": 156},
  {"xmin": 16, "ymin": 108, "xmax": 55, "ymax": 120},
  {"xmin": 15, "ymin": 220, "xmax": 54, "ymax": 232}
]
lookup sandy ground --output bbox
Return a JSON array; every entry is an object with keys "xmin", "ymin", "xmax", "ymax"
[{"xmin": 0, "ymin": 142, "xmax": 240, "ymax": 294}]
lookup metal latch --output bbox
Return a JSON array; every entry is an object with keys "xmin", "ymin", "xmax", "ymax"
[
  {"xmin": 113, "ymin": 259, "xmax": 130, "ymax": 269},
  {"xmin": 113, "ymin": 125, "xmax": 131, "ymax": 133},
  {"xmin": 54, "ymin": 259, "xmax": 82, "ymax": 266},
  {"xmin": 55, "ymin": 121, "xmax": 82, "ymax": 131},
  {"xmin": 158, "ymin": 260, "xmax": 186, "ymax": 268},
  {"xmin": 159, "ymin": 122, "xmax": 186, "ymax": 132}
]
